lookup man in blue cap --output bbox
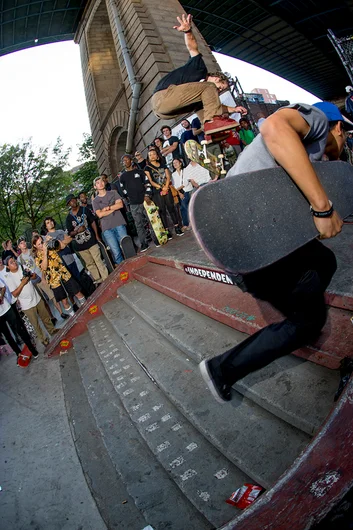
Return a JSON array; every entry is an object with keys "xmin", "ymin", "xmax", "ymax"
[{"xmin": 200, "ymin": 101, "xmax": 353, "ymax": 403}]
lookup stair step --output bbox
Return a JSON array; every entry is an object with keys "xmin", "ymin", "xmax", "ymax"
[
  {"xmin": 133, "ymin": 261, "xmax": 351, "ymax": 369},
  {"xmin": 85, "ymin": 317, "xmax": 250, "ymax": 528},
  {"xmin": 118, "ymin": 281, "xmax": 339, "ymax": 436},
  {"xmin": 72, "ymin": 330, "xmax": 211, "ymax": 530},
  {"xmin": 60, "ymin": 344, "xmax": 145, "ymax": 530},
  {"xmin": 102, "ymin": 298, "xmax": 311, "ymax": 490}
]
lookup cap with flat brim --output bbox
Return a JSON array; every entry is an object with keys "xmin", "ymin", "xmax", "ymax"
[
  {"xmin": 313, "ymin": 101, "xmax": 353, "ymax": 131},
  {"xmin": 17, "ymin": 237, "xmax": 26, "ymax": 246},
  {"xmin": 65, "ymin": 194, "xmax": 76, "ymax": 205},
  {"xmin": 4, "ymin": 255, "xmax": 14, "ymax": 267}
]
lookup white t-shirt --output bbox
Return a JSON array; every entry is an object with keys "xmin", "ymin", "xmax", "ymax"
[
  {"xmin": 0, "ymin": 269, "xmax": 16, "ymax": 303},
  {"xmin": 5, "ymin": 268, "xmax": 40, "ymax": 310},
  {"xmin": 171, "ymin": 169, "xmax": 193, "ymax": 193},
  {"xmin": 0, "ymin": 278, "xmax": 11, "ymax": 317}
]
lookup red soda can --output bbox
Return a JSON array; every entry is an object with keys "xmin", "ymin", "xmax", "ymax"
[{"xmin": 226, "ymin": 483, "xmax": 263, "ymax": 509}]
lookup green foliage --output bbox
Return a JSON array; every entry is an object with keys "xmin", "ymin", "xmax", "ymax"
[
  {"xmin": 72, "ymin": 134, "xmax": 99, "ymax": 194},
  {"xmin": 0, "ymin": 134, "xmax": 99, "ymax": 243},
  {"xmin": 0, "ymin": 138, "xmax": 75, "ymax": 241},
  {"xmin": 78, "ymin": 133, "xmax": 96, "ymax": 162}
]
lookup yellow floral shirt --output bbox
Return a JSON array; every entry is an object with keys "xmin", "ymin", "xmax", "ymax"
[{"xmin": 35, "ymin": 249, "xmax": 71, "ymax": 289}]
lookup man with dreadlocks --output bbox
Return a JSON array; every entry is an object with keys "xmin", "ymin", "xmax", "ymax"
[{"xmin": 151, "ymin": 13, "xmax": 247, "ymax": 138}]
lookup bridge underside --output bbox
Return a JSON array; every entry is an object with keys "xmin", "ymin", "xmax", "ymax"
[{"xmin": 1, "ymin": 0, "xmax": 352, "ymax": 99}]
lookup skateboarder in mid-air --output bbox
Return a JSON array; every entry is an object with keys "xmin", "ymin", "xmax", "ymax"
[
  {"xmin": 152, "ymin": 13, "xmax": 247, "ymax": 138},
  {"xmin": 200, "ymin": 101, "xmax": 351, "ymax": 403}
]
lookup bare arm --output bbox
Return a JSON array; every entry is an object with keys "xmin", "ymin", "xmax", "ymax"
[
  {"xmin": 95, "ymin": 199, "xmax": 124, "ymax": 218},
  {"xmin": 161, "ymin": 141, "xmax": 179, "ymax": 156},
  {"xmin": 261, "ymin": 109, "xmax": 342, "ymax": 239},
  {"xmin": 173, "ymin": 14, "xmax": 199, "ymax": 57},
  {"xmin": 91, "ymin": 220, "xmax": 101, "ymax": 241},
  {"xmin": 40, "ymin": 244, "xmax": 49, "ymax": 271},
  {"xmin": 11, "ymin": 277, "xmax": 30, "ymax": 298},
  {"xmin": 164, "ymin": 168, "xmax": 171, "ymax": 189},
  {"xmin": 145, "ymin": 170, "xmax": 161, "ymax": 190}
]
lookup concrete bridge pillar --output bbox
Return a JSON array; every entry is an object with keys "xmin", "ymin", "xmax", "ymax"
[{"xmin": 75, "ymin": 0, "xmax": 219, "ymax": 177}]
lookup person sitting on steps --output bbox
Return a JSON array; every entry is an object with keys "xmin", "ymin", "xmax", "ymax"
[{"xmin": 151, "ymin": 13, "xmax": 247, "ymax": 139}]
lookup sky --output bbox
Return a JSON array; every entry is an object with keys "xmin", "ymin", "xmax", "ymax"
[{"xmin": 0, "ymin": 41, "xmax": 321, "ymax": 167}]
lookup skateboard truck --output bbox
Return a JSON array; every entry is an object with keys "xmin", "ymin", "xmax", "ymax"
[
  {"xmin": 201, "ymin": 141, "xmax": 226, "ymax": 175},
  {"xmin": 218, "ymin": 154, "xmax": 226, "ymax": 175},
  {"xmin": 201, "ymin": 140, "xmax": 210, "ymax": 163}
]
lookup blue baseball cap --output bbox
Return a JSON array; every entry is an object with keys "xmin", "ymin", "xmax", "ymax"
[{"xmin": 313, "ymin": 101, "xmax": 353, "ymax": 130}]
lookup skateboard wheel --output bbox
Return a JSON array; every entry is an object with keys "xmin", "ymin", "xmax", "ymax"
[
  {"xmin": 218, "ymin": 154, "xmax": 225, "ymax": 159},
  {"xmin": 221, "ymin": 170, "xmax": 227, "ymax": 175},
  {"xmin": 201, "ymin": 140, "xmax": 208, "ymax": 145},
  {"xmin": 204, "ymin": 158, "xmax": 210, "ymax": 164}
]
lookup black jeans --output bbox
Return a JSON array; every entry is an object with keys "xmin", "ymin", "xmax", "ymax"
[
  {"xmin": 0, "ymin": 306, "xmax": 38, "ymax": 356},
  {"xmin": 152, "ymin": 189, "xmax": 178, "ymax": 230},
  {"xmin": 214, "ymin": 240, "xmax": 337, "ymax": 385}
]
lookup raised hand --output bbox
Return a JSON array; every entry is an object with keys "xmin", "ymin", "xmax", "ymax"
[
  {"xmin": 173, "ymin": 13, "xmax": 192, "ymax": 32},
  {"xmin": 234, "ymin": 106, "xmax": 248, "ymax": 115}
]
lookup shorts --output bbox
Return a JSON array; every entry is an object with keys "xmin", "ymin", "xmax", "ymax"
[
  {"xmin": 37, "ymin": 279, "xmax": 55, "ymax": 301},
  {"xmin": 52, "ymin": 277, "xmax": 81, "ymax": 302}
]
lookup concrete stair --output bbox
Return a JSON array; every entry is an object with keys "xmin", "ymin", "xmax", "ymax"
[
  {"xmin": 132, "ymin": 261, "xmax": 352, "ymax": 370},
  {"xmin": 60, "ymin": 273, "xmax": 340, "ymax": 529}
]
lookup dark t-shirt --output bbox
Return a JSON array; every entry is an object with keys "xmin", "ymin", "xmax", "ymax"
[
  {"xmin": 145, "ymin": 163, "xmax": 169, "ymax": 188},
  {"xmin": 66, "ymin": 206, "xmax": 97, "ymax": 251},
  {"xmin": 2, "ymin": 249, "xmax": 17, "ymax": 261},
  {"xmin": 191, "ymin": 116, "xmax": 205, "ymax": 143},
  {"xmin": 163, "ymin": 136, "xmax": 181, "ymax": 165},
  {"xmin": 180, "ymin": 129, "xmax": 198, "ymax": 145},
  {"xmin": 154, "ymin": 54, "xmax": 208, "ymax": 93},
  {"xmin": 119, "ymin": 169, "xmax": 149, "ymax": 205}
]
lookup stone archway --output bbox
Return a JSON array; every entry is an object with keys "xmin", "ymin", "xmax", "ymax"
[{"xmin": 109, "ymin": 127, "xmax": 129, "ymax": 178}]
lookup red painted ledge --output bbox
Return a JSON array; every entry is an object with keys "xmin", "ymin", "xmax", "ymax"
[{"xmin": 45, "ymin": 254, "xmax": 149, "ymax": 358}]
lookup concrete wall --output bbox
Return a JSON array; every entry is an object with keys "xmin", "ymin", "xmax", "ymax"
[{"xmin": 75, "ymin": 0, "xmax": 219, "ymax": 177}]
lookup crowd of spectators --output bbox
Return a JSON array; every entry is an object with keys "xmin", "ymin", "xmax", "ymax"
[{"xmin": 2, "ymin": 101, "xmax": 352, "ymax": 365}]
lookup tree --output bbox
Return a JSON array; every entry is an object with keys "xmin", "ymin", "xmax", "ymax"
[
  {"xmin": 0, "ymin": 145, "xmax": 23, "ymax": 240},
  {"xmin": 12, "ymin": 138, "xmax": 72, "ymax": 230},
  {"xmin": 0, "ymin": 138, "xmax": 75, "ymax": 240},
  {"xmin": 72, "ymin": 133, "xmax": 99, "ymax": 192}
]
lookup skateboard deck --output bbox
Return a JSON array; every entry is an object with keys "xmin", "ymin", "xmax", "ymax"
[
  {"xmin": 120, "ymin": 235, "xmax": 137, "ymax": 260},
  {"xmin": 189, "ymin": 161, "xmax": 353, "ymax": 274},
  {"xmin": 184, "ymin": 140, "xmax": 224, "ymax": 179},
  {"xmin": 97, "ymin": 240, "xmax": 114, "ymax": 274},
  {"xmin": 143, "ymin": 200, "xmax": 168, "ymax": 245}
]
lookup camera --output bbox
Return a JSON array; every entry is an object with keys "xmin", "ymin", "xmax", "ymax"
[
  {"xmin": 47, "ymin": 238, "xmax": 61, "ymax": 251},
  {"xmin": 22, "ymin": 269, "xmax": 32, "ymax": 279}
]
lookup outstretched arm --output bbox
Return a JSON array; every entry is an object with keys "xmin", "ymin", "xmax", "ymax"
[
  {"xmin": 173, "ymin": 14, "xmax": 199, "ymax": 57},
  {"xmin": 261, "ymin": 108, "xmax": 342, "ymax": 239}
]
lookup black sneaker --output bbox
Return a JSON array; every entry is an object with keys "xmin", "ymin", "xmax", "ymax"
[
  {"xmin": 51, "ymin": 317, "xmax": 57, "ymax": 326},
  {"xmin": 140, "ymin": 243, "xmax": 149, "ymax": 253},
  {"xmin": 61, "ymin": 313, "xmax": 70, "ymax": 320},
  {"xmin": 32, "ymin": 351, "xmax": 39, "ymax": 359},
  {"xmin": 167, "ymin": 232, "xmax": 173, "ymax": 240},
  {"xmin": 199, "ymin": 359, "xmax": 232, "ymax": 403},
  {"xmin": 175, "ymin": 227, "xmax": 184, "ymax": 236}
]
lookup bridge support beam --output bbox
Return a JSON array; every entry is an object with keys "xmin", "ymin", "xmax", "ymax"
[{"xmin": 75, "ymin": 0, "xmax": 219, "ymax": 177}]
